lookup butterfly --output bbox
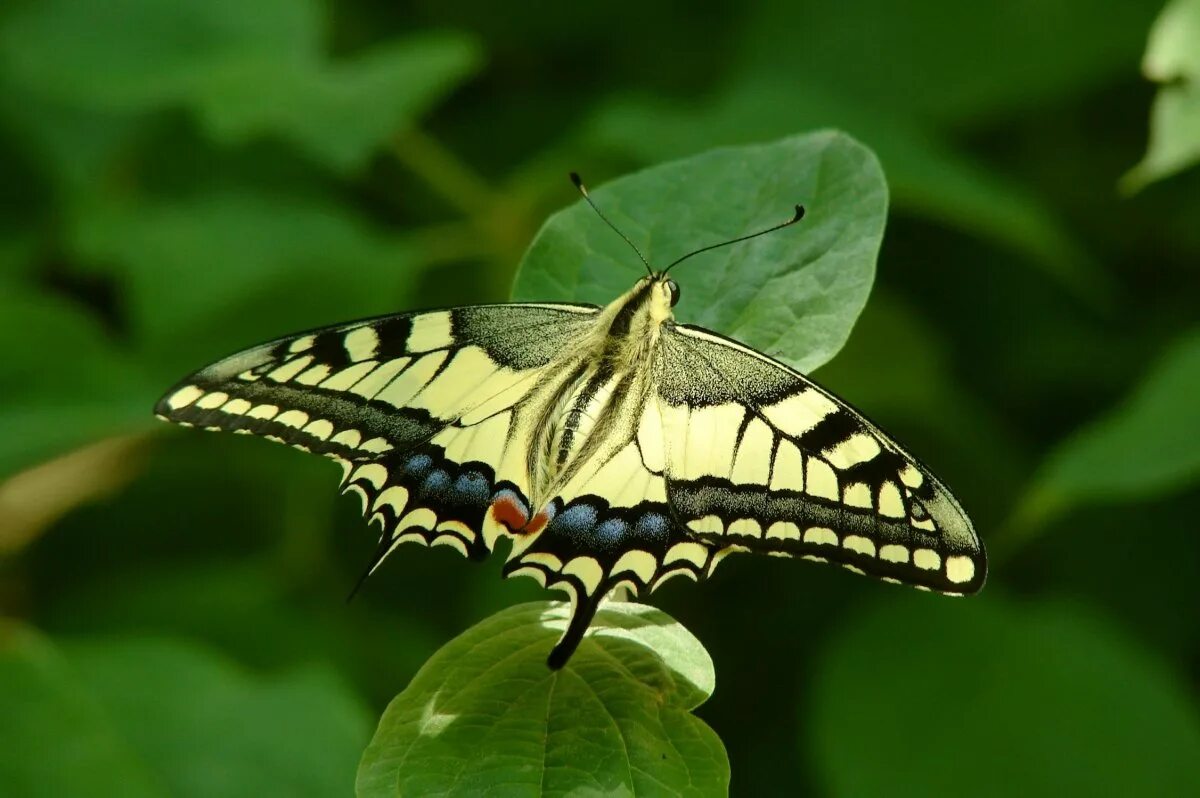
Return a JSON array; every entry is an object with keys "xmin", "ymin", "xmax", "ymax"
[{"xmin": 155, "ymin": 174, "xmax": 986, "ymax": 669}]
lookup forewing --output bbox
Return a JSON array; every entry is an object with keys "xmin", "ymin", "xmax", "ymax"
[
  {"xmin": 156, "ymin": 303, "xmax": 599, "ymax": 562},
  {"xmin": 656, "ymin": 323, "xmax": 986, "ymax": 595}
]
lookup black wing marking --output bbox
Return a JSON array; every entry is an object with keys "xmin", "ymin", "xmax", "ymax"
[
  {"xmin": 155, "ymin": 303, "xmax": 597, "ymax": 452},
  {"xmin": 500, "ymin": 435, "xmax": 720, "ymax": 668},
  {"xmin": 155, "ymin": 303, "xmax": 599, "ymax": 569},
  {"xmin": 656, "ymin": 323, "xmax": 986, "ymax": 595}
]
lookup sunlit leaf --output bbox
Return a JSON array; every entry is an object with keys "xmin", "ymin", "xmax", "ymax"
[
  {"xmin": 358, "ymin": 601, "xmax": 728, "ymax": 797},
  {"xmin": 811, "ymin": 594, "xmax": 1200, "ymax": 797},
  {"xmin": 1123, "ymin": 0, "xmax": 1200, "ymax": 190},
  {"xmin": 514, "ymin": 130, "xmax": 886, "ymax": 373}
]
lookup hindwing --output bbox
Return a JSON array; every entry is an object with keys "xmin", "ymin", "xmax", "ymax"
[
  {"xmin": 656, "ymin": 323, "xmax": 987, "ymax": 594},
  {"xmin": 499, "ymin": 375, "xmax": 719, "ymax": 668}
]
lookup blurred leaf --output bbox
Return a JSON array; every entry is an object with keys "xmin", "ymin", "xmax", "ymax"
[
  {"xmin": 811, "ymin": 292, "xmax": 965, "ymax": 415},
  {"xmin": 70, "ymin": 190, "xmax": 418, "ymax": 377},
  {"xmin": 0, "ymin": 434, "xmax": 146, "ymax": 554},
  {"xmin": 193, "ymin": 34, "xmax": 481, "ymax": 173},
  {"xmin": 1026, "ymin": 499, "xmax": 1200, "ymax": 660},
  {"xmin": 811, "ymin": 594, "xmax": 1200, "ymax": 797},
  {"xmin": 0, "ymin": 81, "xmax": 141, "ymax": 199},
  {"xmin": 514, "ymin": 131, "xmax": 886, "ymax": 373},
  {"xmin": 65, "ymin": 636, "xmax": 371, "ymax": 798},
  {"xmin": 0, "ymin": 0, "xmax": 316, "ymax": 108},
  {"xmin": 0, "ymin": 229, "xmax": 37, "ymax": 281},
  {"xmin": 741, "ymin": 0, "xmax": 1160, "ymax": 126},
  {"xmin": 813, "ymin": 291, "xmax": 1026, "ymax": 499},
  {"xmin": 0, "ymin": 622, "xmax": 161, "ymax": 798},
  {"xmin": 587, "ymin": 82, "xmax": 1108, "ymax": 306},
  {"xmin": 358, "ymin": 601, "xmax": 728, "ymax": 797},
  {"xmin": 0, "ymin": 286, "xmax": 155, "ymax": 477},
  {"xmin": 1123, "ymin": 0, "xmax": 1200, "ymax": 190},
  {"xmin": 43, "ymin": 560, "xmax": 441, "ymax": 706},
  {"xmin": 0, "ymin": 1, "xmax": 478, "ymax": 172},
  {"xmin": 1026, "ymin": 327, "xmax": 1200, "ymax": 514}
]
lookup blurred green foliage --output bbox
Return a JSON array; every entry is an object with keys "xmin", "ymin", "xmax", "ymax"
[{"xmin": 1, "ymin": 0, "xmax": 1198, "ymax": 795}]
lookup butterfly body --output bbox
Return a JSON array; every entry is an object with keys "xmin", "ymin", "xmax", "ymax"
[{"xmin": 157, "ymin": 270, "xmax": 985, "ymax": 668}]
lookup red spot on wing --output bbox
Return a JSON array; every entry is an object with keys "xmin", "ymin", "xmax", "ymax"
[
  {"xmin": 491, "ymin": 494, "xmax": 529, "ymax": 533},
  {"xmin": 524, "ymin": 510, "xmax": 551, "ymax": 536}
]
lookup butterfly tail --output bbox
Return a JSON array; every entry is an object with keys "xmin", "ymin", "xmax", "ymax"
[{"xmin": 546, "ymin": 593, "xmax": 602, "ymax": 670}]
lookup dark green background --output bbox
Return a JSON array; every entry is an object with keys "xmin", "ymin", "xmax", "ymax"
[{"xmin": 1, "ymin": 1, "xmax": 1198, "ymax": 795}]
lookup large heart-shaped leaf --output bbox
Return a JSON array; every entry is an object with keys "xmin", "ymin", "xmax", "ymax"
[{"xmin": 513, "ymin": 131, "xmax": 886, "ymax": 373}]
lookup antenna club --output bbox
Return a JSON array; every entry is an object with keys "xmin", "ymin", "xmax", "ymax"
[
  {"xmin": 792, "ymin": 204, "xmax": 806, "ymax": 222},
  {"xmin": 569, "ymin": 172, "xmax": 588, "ymax": 195}
]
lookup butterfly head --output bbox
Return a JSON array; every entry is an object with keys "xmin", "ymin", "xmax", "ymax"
[
  {"xmin": 643, "ymin": 273, "xmax": 681, "ymax": 309},
  {"xmin": 664, "ymin": 277, "xmax": 681, "ymax": 307}
]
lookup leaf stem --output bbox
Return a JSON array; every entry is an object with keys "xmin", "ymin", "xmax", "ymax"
[{"xmin": 393, "ymin": 127, "xmax": 497, "ymax": 217}]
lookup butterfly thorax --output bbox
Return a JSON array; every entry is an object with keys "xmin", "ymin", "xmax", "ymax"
[{"xmin": 526, "ymin": 277, "xmax": 673, "ymax": 503}]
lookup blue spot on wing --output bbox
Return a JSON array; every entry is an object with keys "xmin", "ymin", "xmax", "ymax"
[
  {"xmin": 453, "ymin": 472, "xmax": 491, "ymax": 505},
  {"xmin": 536, "ymin": 500, "xmax": 679, "ymax": 560},
  {"xmin": 593, "ymin": 518, "xmax": 630, "ymax": 552},
  {"xmin": 548, "ymin": 503, "xmax": 598, "ymax": 537},
  {"xmin": 634, "ymin": 512, "xmax": 669, "ymax": 544},
  {"xmin": 419, "ymin": 469, "xmax": 451, "ymax": 500},
  {"xmin": 403, "ymin": 453, "xmax": 433, "ymax": 477}
]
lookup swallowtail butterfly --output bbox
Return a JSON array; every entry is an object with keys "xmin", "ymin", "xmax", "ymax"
[{"xmin": 156, "ymin": 175, "xmax": 986, "ymax": 668}]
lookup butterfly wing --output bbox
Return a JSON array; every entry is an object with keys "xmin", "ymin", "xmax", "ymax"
[
  {"xmin": 498, "ymin": 364, "xmax": 716, "ymax": 668},
  {"xmin": 156, "ymin": 303, "xmax": 600, "ymax": 563},
  {"xmin": 654, "ymin": 322, "xmax": 986, "ymax": 594}
]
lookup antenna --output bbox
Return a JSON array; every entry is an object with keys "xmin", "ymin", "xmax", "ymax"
[
  {"xmin": 662, "ymin": 204, "xmax": 806, "ymax": 274},
  {"xmin": 570, "ymin": 172, "xmax": 653, "ymax": 277}
]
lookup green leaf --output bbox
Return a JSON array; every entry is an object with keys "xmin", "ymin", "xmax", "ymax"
[
  {"xmin": 0, "ymin": 285, "xmax": 155, "ymax": 477},
  {"xmin": 44, "ymin": 560, "xmax": 441, "ymax": 705},
  {"xmin": 0, "ymin": 1, "xmax": 479, "ymax": 171},
  {"xmin": 0, "ymin": 80, "xmax": 141, "ymax": 203},
  {"xmin": 1030, "ymin": 327, "xmax": 1200, "ymax": 508},
  {"xmin": 192, "ymin": 33, "xmax": 481, "ymax": 173},
  {"xmin": 0, "ymin": 622, "xmax": 162, "ymax": 798},
  {"xmin": 69, "ymin": 190, "xmax": 418, "ymax": 377},
  {"xmin": 586, "ymin": 82, "xmax": 1107, "ymax": 307},
  {"xmin": 65, "ymin": 637, "xmax": 372, "ymax": 798},
  {"xmin": 0, "ymin": 0, "xmax": 317, "ymax": 109},
  {"xmin": 1123, "ymin": 0, "xmax": 1200, "ymax": 190},
  {"xmin": 513, "ymin": 131, "xmax": 886, "ymax": 373},
  {"xmin": 357, "ymin": 601, "xmax": 728, "ymax": 798},
  {"xmin": 740, "ymin": 0, "xmax": 1158, "ymax": 125},
  {"xmin": 810, "ymin": 594, "xmax": 1200, "ymax": 798}
]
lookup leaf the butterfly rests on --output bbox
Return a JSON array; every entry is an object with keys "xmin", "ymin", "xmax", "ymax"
[{"xmin": 156, "ymin": 141, "xmax": 985, "ymax": 669}]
